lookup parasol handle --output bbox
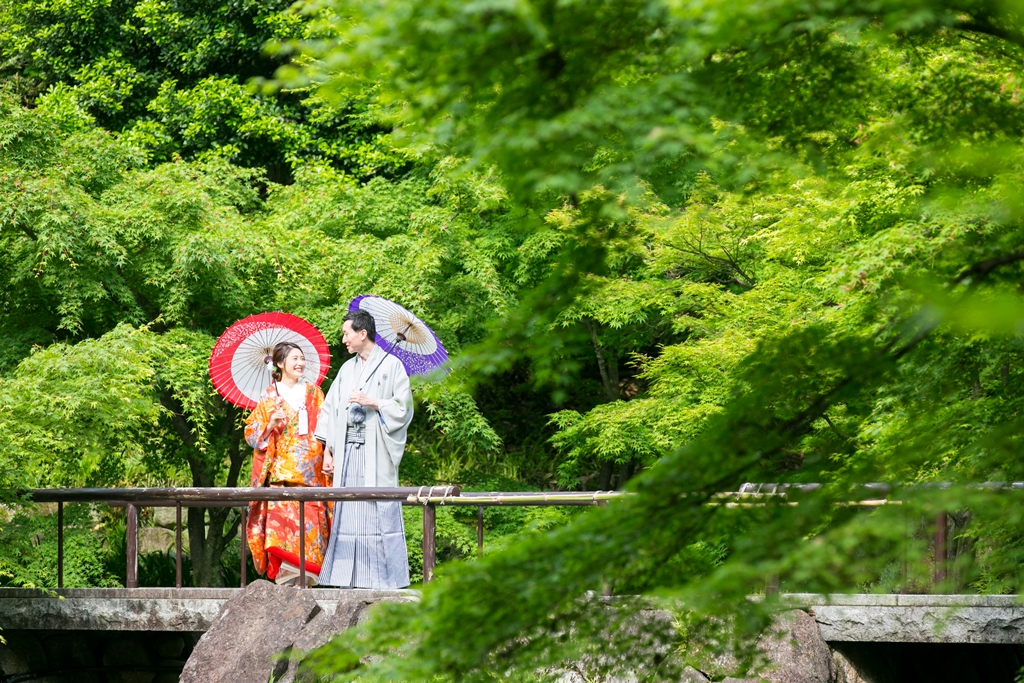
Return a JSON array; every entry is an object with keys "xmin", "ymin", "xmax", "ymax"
[{"xmin": 395, "ymin": 320, "xmax": 415, "ymax": 343}]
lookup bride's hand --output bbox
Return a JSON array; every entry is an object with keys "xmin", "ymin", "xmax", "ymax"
[{"xmin": 267, "ymin": 397, "xmax": 287, "ymax": 432}]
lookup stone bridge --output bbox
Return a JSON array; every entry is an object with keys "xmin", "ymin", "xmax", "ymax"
[
  {"xmin": 0, "ymin": 587, "xmax": 407, "ymax": 633},
  {"xmin": 2, "ymin": 589, "xmax": 1020, "ymax": 642},
  {"xmin": 1, "ymin": 588, "xmax": 1023, "ymax": 682}
]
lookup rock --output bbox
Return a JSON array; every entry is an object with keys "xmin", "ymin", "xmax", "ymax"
[
  {"xmin": 543, "ymin": 602, "xmax": 689, "ymax": 683},
  {"xmin": 138, "ymin": 527, "xmax": 176, "ymax": 554},
  {"xmin": 0, "ymin": 631, "xmax": 47, "ymax": 675},
  {"xmin": 334, "ymin": 597, "xmax": 374, "ymax": 628},
  {"xmin": 180, "ymin": 579, "xmax": 322, "ymax": 683},
  {"xmin": 681, "ymin": 666, "xmax": 712, "ymax": 682},
  {"xmin": 278, "ymin": 598, "xmax": 375, "ymax": 683},
  {"xmin": 686, "ymin": 610, "xmax": 833, "ymax": 683},
  {"xmin": 755, "ymin": 610, "xmax": 833, "ymax": 683},
  {"xmin": 582, "ymin": 603, "xmax": 681, "ymax": 679},
  {"xmin": 700, "ymin": 649, "xmax": 741, "ymax": 680},
  {"xmin": 34, "ymin": 503, "xmax": 58, "ymax": 516},
  {"xmin": 277, "ymin": 609, "xmax": 336, "ymax": 683},
  {"xmin": 151, "ymin": 507, "xmax": 180, "ymax": 529},
  {"xmin": 103, "ymin": 634, "xmax": 155, "ymax": 683},
  {"xmin": 832, "ymin": 649, "xmax": 870, "ymax": 683},
  {"xmin": 555, "ymin": 669, "xmax": 586, "ymax": 683}
]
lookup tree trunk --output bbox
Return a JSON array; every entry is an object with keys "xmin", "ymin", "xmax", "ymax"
[
  {"xmin": 181, "ymin": 403, "xmax": 247, "ymax": 587},
  {"xmin": 615, "ymin": 459, "xmax": 637, "ymax": 489},
  {"xmin": 583, "ymin": 318, "xmax": 623, "ymax": 489},
  {"xmin": 186, "ymin": 454, "xmax": 222, "ymax": 587},
  {"xmin": 596, "ymin": 460, "xmax": 614, "ymax": 491},
  {"xmin": 583, "ymin": 317, "xmax": 619, "ymax": 402}
]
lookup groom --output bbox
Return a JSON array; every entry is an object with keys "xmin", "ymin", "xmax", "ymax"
[{"xmin": 315, "ymin": 309, "xmax": 414, "ymax": 588}]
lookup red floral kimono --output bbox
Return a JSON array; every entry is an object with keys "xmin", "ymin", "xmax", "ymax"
[{"xmin": 244, "ymin": 380, "xmax": 331, "ymax": 581}]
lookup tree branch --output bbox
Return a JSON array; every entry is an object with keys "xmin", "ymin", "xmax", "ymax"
[
  {"xmin": 222, "ymin": 405, "xmax": 246, "ymax": 488},
  {"xmin": 956, "ymin": 249, "xmax": 1024, "ymax": 284},
  {"xmin": 582, "ymin": 317, "xmax": 619, "ymax": 402},
  {"xmin": 159, "ymin": 391, "xmax": 197, "ymax": 447},
  {"xmin": 822, "ymin": 413, "xmax": 849, "ymax": 440},
  {"xmin": 955, "ymin": 20, "xmax": 1024, "ymax": 50}
]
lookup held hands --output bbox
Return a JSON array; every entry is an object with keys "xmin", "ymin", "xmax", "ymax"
[
  {"xmin": 349, "ymin": 390, "xmax": 378, "ymax": 410},
  {"xmin": 322, "ymin": 447, "xmax": 334, "ymax": 478}
]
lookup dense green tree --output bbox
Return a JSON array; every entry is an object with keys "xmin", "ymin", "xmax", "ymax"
[
  {"xmin": 9, "ymin": 13, "xmax": 1024, "ymax": 683},
  {"xmin": 0, "ymin": 84, "xmax": 277, "ymax": 584},
  {"xmin": 0, "ymin": 84, "xmax": 527, "ymax": 585},
  {"xmin": 0, "ymin": 0, "xmax": 412, "ymax": 180},
  {"xmin": 281, "ymin": 0, "xmax": 1024, "ymax": 680}
]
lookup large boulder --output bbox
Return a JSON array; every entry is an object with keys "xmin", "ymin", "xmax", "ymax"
[
  {"xmin": 138, "ymin": 527, "xmax": 176, "ymax": 554},
  {"xmin": 831, "ymin": 649, "xmax": 871, "ymax": 683},
  {"xmin": 681, "ymin": 666, "xmax": 712, "ymax": 682},
  {"xmin": 0, "ymin": 632, "xmax": 55, "ymax": 682},
  {"xmin": 689, "ymin": 610, "xmax": 834, "ymax": 683},
  {"xmin": 277, "ymin": 598, "xmax": 377, "ymax": 683},
  {"xmin": 755, "ymin": 610, "xmax": 834, "ymax": 683},
  {"xmin": 103, "ymin": 634, "xmax": 156, "ymax": 683},
  {"xmin": 180, "ymin": 580, "xmax": 322, "ymax": 683}
]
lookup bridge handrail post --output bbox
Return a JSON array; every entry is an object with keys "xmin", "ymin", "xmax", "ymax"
[
  {"xmin": 934, "ymin": 511, "xmax": 947, "ymax": 591},
  {"xmin": 477, "ymin": 505, "xmax": 484, "ymax": 558},
  {"xmin": 299, "ymin": 502, "xmax": 306, "ymax": 589},
  {"xmin": 423, "ymin": 502, "xmax": 436, "ymax": 583},
  {"xmin": 126, "ymin": 504, "xmax": 139, "ymax": 589},
  {"xmin": 240, "ymin": 505, "xmax": 247, "ymax": 588},
  {"xmin": 175, "ymin": 503, "xmax": 183, "ymax": 589},
  {"xmin": 57, "ymin": 501, "xmax": 63, "ymax": 589}
]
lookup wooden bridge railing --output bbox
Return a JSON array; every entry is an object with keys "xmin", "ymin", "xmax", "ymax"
[
  {"xmin": 24, "ymin": 487, "xmax": 621, "ymax": 589},
  {"xmin": 23, "ymin": 482, "xmax": 1016, "ymax": 590}
]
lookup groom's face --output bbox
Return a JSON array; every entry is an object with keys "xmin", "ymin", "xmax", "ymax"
[{"xmin": 342, "ymin": 320, "xmax": 369, "ymax": 354}]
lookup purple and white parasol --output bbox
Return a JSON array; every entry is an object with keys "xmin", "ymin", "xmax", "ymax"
[{"xmin": 349, "ymin": 295, "xmax": 449, "ymax": 377}]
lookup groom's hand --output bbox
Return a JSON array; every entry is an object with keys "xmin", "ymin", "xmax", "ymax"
[
  {"xmin": 349, "ymin": 390, "xmax": 378, "ymax": 409},
  {"xmin": 322, "ymin": 448, "xmax": 334, "ymax": 478}
]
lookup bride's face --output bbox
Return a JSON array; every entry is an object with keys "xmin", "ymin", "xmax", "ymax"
[{"xmin": 279, "ymin": 348, "xmax": 305, "ymax": 381}]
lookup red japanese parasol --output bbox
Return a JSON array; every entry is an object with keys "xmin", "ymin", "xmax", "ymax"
[{"xmin": 209, "ymin": 312, "xmax": 331, "ymax": 409}]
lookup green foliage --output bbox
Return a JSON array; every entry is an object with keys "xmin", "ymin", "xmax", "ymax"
[
  {"xmin": 0, "ymin": 0, "xmax": 413, "ymax": 176},
  {"xmin": 11, "ymin": 4, "xmax": 1024, "ymax": 682},
  {"xmin": 421, "ymin": 386, "xmax": 502, "ymax": 459},
  {"xmin": 402, "ymin": 505, "xmax": 477, "ymax": 585},
  {"xmin": 0, "ymin": 504, "xmax": 118, "ymax": 588},
  {"xmin": 0, "ymin": 325, "xmax": 165, "ymax": 487},
  {"xmin": 278, "ymin": 0, "xmax": 1024, "ymax": 680}
]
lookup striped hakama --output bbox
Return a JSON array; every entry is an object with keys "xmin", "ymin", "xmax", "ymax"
[{"xmin": 318, "ymin": 427, "xmax": 410, "ymax": 589}]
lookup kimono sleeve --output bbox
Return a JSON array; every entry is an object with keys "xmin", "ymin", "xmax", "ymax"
[
  {"xmin": 376, "ymin": 362, "xmax": 413, "ymax": 435},
  {"xmin": 244, "ymin": 399, "xmax": 273, "ymax": 451},
  {"xmin": 315, "ymin": 380, "xmax": 339, "ymax": 451}
]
